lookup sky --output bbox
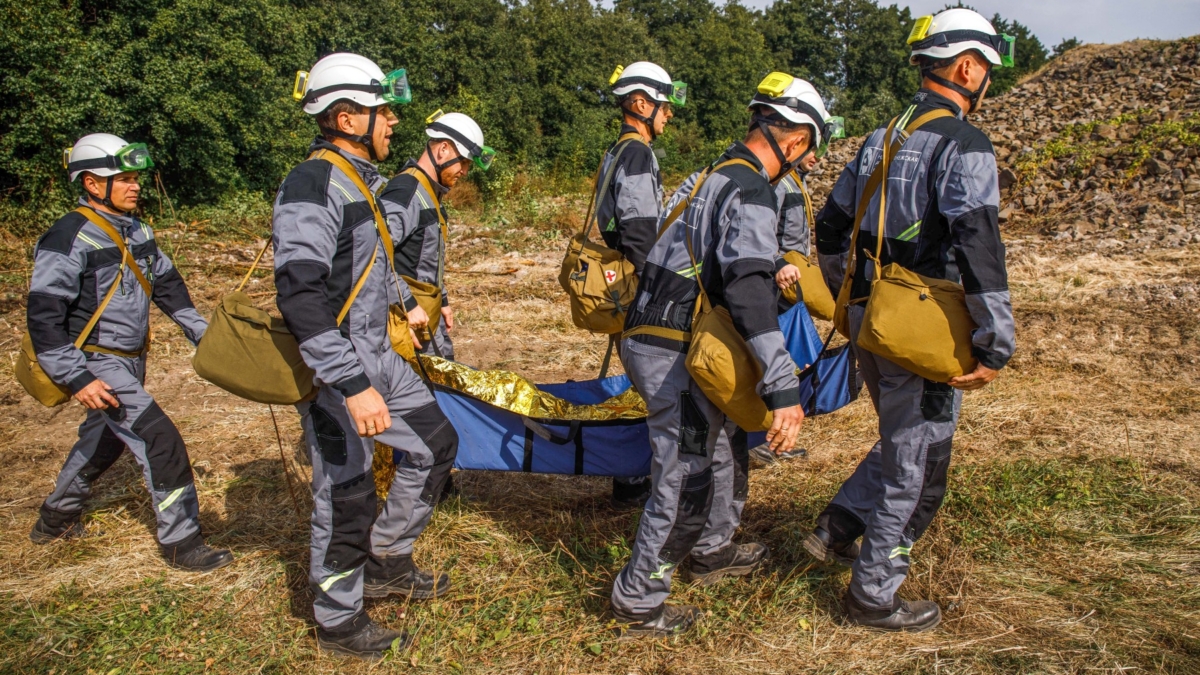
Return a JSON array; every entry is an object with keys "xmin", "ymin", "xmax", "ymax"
[{"xmin": 736, "ymin": 0, "xmax": 1200, "ymax": 49}]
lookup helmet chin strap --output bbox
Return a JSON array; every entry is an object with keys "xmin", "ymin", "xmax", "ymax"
[
  {"xmin": 923, "ymin": 65, "xmax": 992, "ymax": 114},
  {"xmin": 425, "ymin": 143, "xmax": 463, "ymax": 185},
  {"xmin": 326, "ymin": 107, "xmax": 381, "ymax": 161},
  {"xmin": 624, "ymin": 98, "xmax": 661, "ymax": 140},
  {"xmin": 87, "ymin": 176, "xmax": 126, "ymax": 213},
  {"xmin": 756, "ymin": 118, "xmax": 798, "ymax": 183}
]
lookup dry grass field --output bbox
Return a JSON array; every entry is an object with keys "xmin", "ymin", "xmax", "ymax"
[{"xmin": 0, "ymin": 171, "xmax": 1196, "ymax": 674}]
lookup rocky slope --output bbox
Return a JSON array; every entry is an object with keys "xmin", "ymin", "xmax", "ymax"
[{"xmin": 807, "ymin": 37, "xmax": 1200, "ymax": 253}]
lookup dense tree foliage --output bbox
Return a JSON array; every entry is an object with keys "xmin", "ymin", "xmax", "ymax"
[{"xmin": 0, "ymin": 0, "xmax": 1048, "ymax": 213}]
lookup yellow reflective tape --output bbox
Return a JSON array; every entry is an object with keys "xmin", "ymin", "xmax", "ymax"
[
  {"xmin": 889, "ymin": 545, "xmax": 912, "ymax": 559},
  {"xmin": 319, "ymin": 569, "xmax": 356, "ymax": 592},
  {"xmin": 415, "ymin": 190, "xmax": 431, "ymax": 210},
  {"xmin": 77, "ymin": 233, "xmax": 105, "ymax": 250},
  {"xmin": 329, "ymin": 179, "xmax": 355, "ymax": 203},
  {"xmin": 158, "ymin": 487, "xmax": 186, "ymax": 512},
  {"xmin": 649, "ymin": 562, "xmax": 674, "ymax": 580}
]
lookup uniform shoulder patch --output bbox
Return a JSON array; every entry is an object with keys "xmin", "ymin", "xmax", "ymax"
[
  {"xmin": 379, "ymin": 173, "xmax": 419, "ymax": 209},
  {"xmin": 36, "ymin": 211, "xmax": 88, "ymax": 255},
  {"xmin": 279, "ymin": 159, "xmax": 333, "ymax": 206},
  {"xmin": 720, "ymin": 163, "xmax": 777, "ymax": 211},
  {"xmin": 924, "ymin": 116, "xmax": 995, "ymax": 155}
]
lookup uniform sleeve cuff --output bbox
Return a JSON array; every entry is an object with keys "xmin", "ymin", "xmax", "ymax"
[
  {"xmin": 67, "ymin": 371, "xmax": 97, "ymax": 395},
  {"xmin": 762, "ymin": 387, "xmax": 801, "ymax": 411},
  {"xmin": 774, "ymin": 256, "xmax": 789, "ymax": 273},
  {"xmin": 403, "ymin": 295, "xmax": 419, "ymax": 312},
  {"xmin": 973, "ymin": 346, "xmax": 1010, "ymax": 371},
  {"xmin": 332, "ymin": 373, "xmax": 372, "ymax": 398},
  {"xmin": 441, "ymin": 293, "xmax": 449, "ymax": 307}
]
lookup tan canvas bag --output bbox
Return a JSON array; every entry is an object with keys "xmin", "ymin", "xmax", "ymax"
[
  {"xmin": 16, "ymin": 207, "xmax": 153, "ymax": 407},
  {"xmin": 778, "ymin": 173, "xmax": 836, "ymax": 321},
  {"xmin": 558, "ymin": 132, "xmax": 645, "ymax": 336}
]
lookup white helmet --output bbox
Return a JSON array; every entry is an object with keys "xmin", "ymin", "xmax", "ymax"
[
  {"xmin": 748, "ymin": 73, "xmax": 843, "ymax": 154},
  {"xmin": 293, "ymin": 52, "xmax": 411, "ymax": 115},
  {"xmin": 907, "ymin": 8, "xmax": 1014, "ymax": 68},
  {"xmin": 425, "ymin": 110, "xmax": 495, "ymax": 171},
  {"xmin": 63, "ymin": 133, "xmax": 153, "ymax": 182},
  {"xmin": 610, "ymin": 61, "xmax": 686, "ymax": 106}
]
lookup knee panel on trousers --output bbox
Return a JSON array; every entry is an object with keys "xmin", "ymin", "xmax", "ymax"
[
  {"xmin": 79, "ymin": 425, "xmax": 126, "ymax": 484},
  {"xmin": 403, "ymin": 402, "xmax": 459, "ymax": 505},
  {"xmin": 310, "ymin": 405, "xmax": 348, "ymax": 466},
  {"xmin": 324, "ymin": 472, "xmax": 377, "ymax": 572},
  {"xmin": 132, "ymin": 402, "xmax": 193, "ymax": 492},
  {"xmin": 660, "ymin": 467, "xmax": 714, "ymax": 564},
  {"xmin": 904, "ymin": 436, "xmax": 953, "ymax": 542},
  {"xmin": 819, "ymin": 503, "xmax": 867, "ymax": 544},
  {"xmin": 731, "ymin": 428, "xmax": 749, "ymax": 502}
]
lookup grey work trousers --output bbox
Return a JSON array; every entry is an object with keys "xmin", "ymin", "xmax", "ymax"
[
  {"xmin": 610, "ymin": 338, "xmax": 740, "ymax": 616},
  {"xmin": 39, "ymin": 352, "xmax": 203, "ymax": 551},
  {"xmin": 820, "ymin": 306, "xmax": 961, "ymax": 610},
  {"xmin": 300, "ymin": 345, "xmax": 458, "ymax": 630}
]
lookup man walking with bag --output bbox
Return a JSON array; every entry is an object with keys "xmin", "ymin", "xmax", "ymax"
[
  {"xmin": 27, "ymin": 133, "xmax": 232, "ymax": 573},
  {"xmin": 804, "ymin": 8, "xmax": 1017, "ymax": 631},
  {"xmin": 611, "ymin": 73, "xmax": 825, "ymax": 637},
  {"xmin": 276, "ymin": 53, "xmax": 458, "ymax": 660}
]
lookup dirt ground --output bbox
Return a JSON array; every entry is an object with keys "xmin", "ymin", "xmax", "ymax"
[{"xmin": 0, "ymin": 187, "xmax": 1197, "ymax": 673}]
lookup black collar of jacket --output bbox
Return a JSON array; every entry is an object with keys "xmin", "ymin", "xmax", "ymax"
[
  {"xmin": 400, "ymin": 158, "xmax": 450, "ymax": 196},
  {"xmin": 719, "ymin": 141, "xmax": 768, "ymax": 178},
  {"xmin": 911, "ymin": 88, "xmax": 965, "ymax": 120},
  {"xmin": 307, "ymin": 137, "xmax": 379, "ymax": 176}
]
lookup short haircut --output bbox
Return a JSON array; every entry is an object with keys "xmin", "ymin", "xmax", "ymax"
[
  {"xmin": 916, "ymin": 49, "xmax": 987, "ymax": 76},
  {"xmin": 747, "ymin": 111, "xmax": 810, "ymax": 144},
  {"xmin": 316, "ymin": 99, "xmax": 369, "ymax": 140}
]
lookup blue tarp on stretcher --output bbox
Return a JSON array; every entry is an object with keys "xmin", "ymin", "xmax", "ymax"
[{"xmin": 441, "ymin": 303, "xmax": 859, "ymax": 476}]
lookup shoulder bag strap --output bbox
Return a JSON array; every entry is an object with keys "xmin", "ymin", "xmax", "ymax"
[
  {"xmin": 402, "ymin": 166, "xmax": 449, "ymax": 288},
  {"xmin": 311, "ymin": 149, "xmax": 398, "ymax": 325},
  {"xmin": 75, "ymin": 207, "xmax": 153, "ymax": 298},
  {"xmin": 581, "ymin": 132, "xmax": 647, "ymax": 240},
  {"xmin": 677, "ymin": 158, "xmax": 758, "ymax": 313},
  {"xmin": 837, "ymin": 107, "xmax": 955, "ymax": 299}
]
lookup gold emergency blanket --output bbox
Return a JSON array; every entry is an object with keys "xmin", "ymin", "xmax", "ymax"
[{"xmin": 373, "ymin": 354, "xmax": 647, "ymax": 498}]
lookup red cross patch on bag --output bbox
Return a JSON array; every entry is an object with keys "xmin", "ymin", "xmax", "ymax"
[{"xmin": 604, "ymin": 269, "xmax": 617, "ymax": 284}]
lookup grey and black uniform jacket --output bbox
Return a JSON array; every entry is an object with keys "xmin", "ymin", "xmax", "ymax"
[
  {"xmin": 379, "ymin": 160, "xmax": 450, "ymax": 309},
  {"xmin": 625, "ymin": 142, "xmax": 801, "ymax": 409},
  {"xmin": 28, "ymin": 199, "xmax": 207, "ymax": 392},
  {"xmin": 272, "ymin": 138, "xmax": 401, "ymax": 397},
  {"xmin": 773, "ymin": 170, "xmax": 812, "ymax": 269},
  {"xmin": 595, "ymin": 124, "xmax": 664, "ymax": 277},
  {"xmin": 815, "ymin": 90, "xmax": 1016, "ymax": 370}
]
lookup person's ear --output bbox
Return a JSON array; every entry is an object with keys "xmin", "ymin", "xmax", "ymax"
[{"xmin": 337, "ymin": 110, "xmax": 356, "ymax": 134}]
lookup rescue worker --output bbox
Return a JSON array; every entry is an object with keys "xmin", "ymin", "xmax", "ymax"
[
  {"xmin": 804, "ymin": 7, "xmax": 1017, "ymax": 631},
  {"xmin": 612, "ymin": 73, "xmax": 822, "ymax": 637},
  {"xmin": 380, "ymin": 111, "xmax": 495, "ymax": 361},
  {"xmin": 750, "ymin": 89, "xmax": 844, "ymax": 468},
  {"xmin": 275, "ymin": 53, "xmax": 458, "ymax": 660},
  {"xmin": 601, "ymin": 61, "xmax": 684, "ymax": 510},
  {"xmin": 28, "ymin": 133, "xmax": 233, "ymax": 573}
]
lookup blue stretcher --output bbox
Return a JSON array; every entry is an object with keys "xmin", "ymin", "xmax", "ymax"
[{"xmin": 435, "ymin": 303, "xmax": 859, "ymax": 477}]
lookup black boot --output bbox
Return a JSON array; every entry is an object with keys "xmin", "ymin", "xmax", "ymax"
[
  {"xmin": 612, "ymin": 603, "xmax": 701, "ymax": 638},
  {"xmin": 161, "ymin": 536, "xmax": 234, "ymax": 572},
  {"xmin": 749, "ymin": 444, "xmax": 807, "ymax": 469},
  {"xmin": 316, "ymin": 611, "xmax": 410, "ymax": 661},
  {"xmin": 363, "ymin": 554, "xmax": 451, "ymax": 600},
  {"xmin": 688, "ymin": 542, "xmax": 769, "ymax": 587},
  {"xmin": 29, "ymin": 510, "xmax": 84, "ymax": 544},
  {"xmin": 803, "ymin": 527, "xmax": 860, "ymax": 566},
  {"xmin": 843, "ymin": 592, "xmax": 941, "ymax": 632},
  {"xmin": 611, "ymin": 476, "xmax": 651, "ymax": 511}
]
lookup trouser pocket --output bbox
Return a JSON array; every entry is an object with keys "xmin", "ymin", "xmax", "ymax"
[
  {"xmin": 679, "ymin": 391, "xmax": 709, "ymax": 457},
  {"xmin": 311, "ymin": 405, "xmax": 347, "ymax": 466},
  {"xmin": 920, "ymin": 380, "xmax": 955, "ymax": 422}
]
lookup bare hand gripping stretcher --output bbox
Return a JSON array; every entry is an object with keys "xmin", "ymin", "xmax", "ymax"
[{"xmin": 377, "ymin": 303, "xmax": 859, "ymax": 480}]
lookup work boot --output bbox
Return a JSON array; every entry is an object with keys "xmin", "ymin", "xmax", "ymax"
[
  {"xmin": 843, "ymin": 592, "xmax": 941, "ymax": 632},
  {"xmin": 437, "ymin": 474, "xmax": 458, "ymax": 505},
  {"xmin": 316, "ymin": 612, "xmax": 411, "ymax": 661},
  {"xmin": 749, "ymin": 444, "xmax": 806, "ymax": 469},
  {"xmin": 161, "ymin": 537, "xmax": 234, "ymax": 573},
  {"xmin": 28, "ymin": 514, "xmax": 85, "ymax": 540},
  {"xmin": 363, "ymin": 554, "xmax": 451, "ymax": 600},
  {"xmin": 688, "ymin": 542, "xmax": 770, "ymax": 587},
  {"xmin": 612, "ymin": 603, "xmax": 701, "ymax": 639},
  {"xmin": 610, "ymin": 476, "xmax": 652, "ymax": 511},
  {"xmin": 803, "ymin": 527, "xmax": 860, "ymax": 566}
]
